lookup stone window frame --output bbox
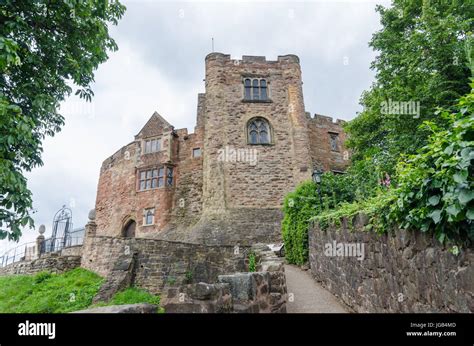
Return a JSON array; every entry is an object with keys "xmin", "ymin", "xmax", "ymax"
[
  {"xmin": 142, "ymin": 136, "xmax": 163, "ymax": 155},
  {"xmin": 192, "ymin": 147, "xmax": 202, "ymax": 158},
  {"xmin": 143, "ymin": 208, "xmax": 155, "ymax": 226},
  {"xmin": 137, "ymin": 165, "xmax": 175, "ymax": 191},
  {"xmin": 329, "ymin": 132, "xmax": 340, "ymax": 152},
  {"xmin": 246, "ymin": 116, "xmax": 274, "ymax": 145},
  {"xmin": 241, "ymin": 76, "xmax": 272, "ymax": 103}
]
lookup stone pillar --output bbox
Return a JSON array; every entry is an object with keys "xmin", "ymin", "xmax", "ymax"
[
  {"xmin": 36, "ymin": 224, "xmax": 46, "ymax": 259},
  {"xmin": 85, "ymin": 209, "xmax": 97, "ymax": 239}
]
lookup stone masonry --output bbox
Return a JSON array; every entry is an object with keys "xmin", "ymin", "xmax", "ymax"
[
  {"xmin": 0, "ymin": 251, "xmax": 81, "ymax": 276},
  {"xmin": 309, "ymin": 214, "xmax": 473, "ymax": 313},
  {"xmin": 161, "ymin": 244, "xmax": 287, "ymax": 313},
  {"xmin": 81, "ymin": 233, "xmax": 250, "ymax": 295}
]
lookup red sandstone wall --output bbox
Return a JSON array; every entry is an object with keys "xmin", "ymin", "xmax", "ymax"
[{"xmin": 308, "ymin": 114, "xmax": 349, "ymax": 172}]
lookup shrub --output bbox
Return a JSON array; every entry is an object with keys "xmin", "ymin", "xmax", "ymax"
[
  {"xmin": 281, "ymin": 172, "xmax": 364, "ymax": 265},
  {"xmin": 389, "ymin": 88, "xmax": 474, "ymax": 245}
]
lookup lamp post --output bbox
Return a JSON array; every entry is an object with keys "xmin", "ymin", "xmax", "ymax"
[{"xmin": 312, "ymin": 169, "xmax": 323, "ymax": 207}]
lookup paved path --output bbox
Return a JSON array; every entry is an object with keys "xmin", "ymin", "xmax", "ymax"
[{"xmin": 284, "ymin": 264, "xmax": 348, "ymax": 313}]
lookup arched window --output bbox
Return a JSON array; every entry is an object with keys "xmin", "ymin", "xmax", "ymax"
[
  {"xmin": 122, "ymin": 219, "xmax": 136, "ymax": 238},
  {"xmin": 143, "ymin": 208, "xmax": 155, "ymax": 226},
  {"xmin": 247, "ymin": 117, "xmax": 271, "ymax": 144},
  {"xmin": 243, "ymin": 78, "xmax": 268, "ymax": 101}
]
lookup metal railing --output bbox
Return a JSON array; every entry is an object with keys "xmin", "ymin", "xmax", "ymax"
[
  {"xmin": 40, "ymin": 235, "xmax": 84, "ymax": 254},
  {"xmin": 0, "ymin": 241, "xmax": 38, "ymax": 268},
  {"xmin": 0, "ymin": 228, "xmax": 85, "ymax": 268}
]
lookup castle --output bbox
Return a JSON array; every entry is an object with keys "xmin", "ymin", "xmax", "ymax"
[{"xmin": 94, "ymin": 53, "xmax": 349, "ymax": 246}]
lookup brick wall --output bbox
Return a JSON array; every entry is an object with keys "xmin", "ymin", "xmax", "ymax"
[{"xmin": 308, "ymin": 215, "xmax": 473, "ymax": 312}]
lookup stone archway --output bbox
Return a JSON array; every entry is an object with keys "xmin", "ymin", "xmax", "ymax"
[{"xmin": 122, "ymin": 219, "xmax": 136, "ymax": 238}]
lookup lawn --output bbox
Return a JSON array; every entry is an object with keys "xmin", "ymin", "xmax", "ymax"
[{"xmin": 0, "ymin": 268, "xmax": 160, "ymax": 313}]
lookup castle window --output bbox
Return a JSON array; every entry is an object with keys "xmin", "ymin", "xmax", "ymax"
[
  {"xmin": 247, "ymin": 117, "xmax": 271, "ymax": 145},
  {"xmin": 139, "ymin": 169, "xmax": 158, "ymax": 190},
  {"xmin": 260, "ymin": 79, "xmax": 267, "ymax": 100},
  {"xmin": 154, "ymin": 167, "xmax": 173, "ymax": 187},
  {"xmin": 252, "ymin": 79, "xmax": 259, "ymax": 100},
  {"xmin": 244, "ymin": 79, "xmax": 251, "ymax": 100},
  {"xmin": 143, "ymin": 208, "xmax": 155, "ymax": 226},
  {"xmin": 139, "ymin": 166, "xmax": 174, "ymax": 190},
  {"xmin": 166, "ymin": 167, "xmax": 173, "ymax": 186},
  {"xmin": 143, "ymin": 138, "xmax": 161, "ymax": 154},
  {"xmin": 243, "ymin": 78, "xmax": 268, "ymax": 101},
  {"xmin": 158, "ymin": 167, "xmax": 165, "ymax": 187},
  {"xmin": 193, "ymin": 148, "xmax": 202, "ymax": 158},
  {"xmin": 329, "ymin": 133, "xmax": 339, "ymax": 152}
]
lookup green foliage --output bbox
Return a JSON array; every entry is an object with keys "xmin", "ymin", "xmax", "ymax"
[
  {"xmin": 185, "ymin": 270, "xmax": 193, "ymax": 283},
  {"xmin": 314, "ymin": 87, "xmax": 474, "ymax": 246},
  {"xmin": 0, "ymin": 0, "xmax": 126, "ymax": 240},
  {"xmin": 0, "ymin": 268, "xmax": 104, "ymax": 313},
  {"xmin": 345, "ymin": 0, "xmax": 473, "ymax": 175},
  {"xmin": 248, "ymin": 252, "xmax": 256, "ymax": 272},
  {"xmin": 281, "ymin": 173, "xmax": 367, "ymax": 265},
  {"xmin": 313, "ymin": 191, "xmax": 396, "ymax": 234},
  {"xmin": 389, "ymin": 87, "xmax": 474, "ymax": 244}
]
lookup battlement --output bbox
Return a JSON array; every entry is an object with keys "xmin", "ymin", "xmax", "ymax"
[
  {"xmin": 311, "ymin": 113, "xmax": 346, "ymax": 126},
  {"xmin": 205, "ymin": 52, "xmax": 300, "ymax": 65}
]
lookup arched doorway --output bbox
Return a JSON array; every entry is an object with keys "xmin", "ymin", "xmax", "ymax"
[{"xmin": 122, "ymin": 219, "xmax": 136, "ymax": 238}]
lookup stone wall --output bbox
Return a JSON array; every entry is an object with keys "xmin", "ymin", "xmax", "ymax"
[
  {"xmin": 60, "ymin": 245, "xmax": 83, "ymax": 257},
  {"xmin": 308, "ymin": 216, "xmax": 473, "ymax": 312},
  {"xmin": 95, "ymin": 114, "xmax": 178, "ymax": 239},
  {"xmin": 158, "ymin": 208, "xmax": 283, "ymax": 246},
  {"xmin": 0, "ymin": 252, "xmax": 81, "ymax": 276},
  {"xmin": 81, "ymin": 235, "xmax": 250, "ymax": 294},
  {"xmin": 161, "ymin": 244, "xmax": 287, "ymax": 313},
  {"xmin": 202, "ymin": 53, "xmax": 312, "ymax": 214}
]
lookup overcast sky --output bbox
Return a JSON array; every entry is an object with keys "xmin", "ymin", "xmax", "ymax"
[{"xmin": 2, "ymin": 0, "xmax": 391, "ymax": 253}]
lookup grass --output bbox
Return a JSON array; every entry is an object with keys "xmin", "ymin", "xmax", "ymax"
[
  {"xmin": 92, "ymin": 287, "xmax": 161, "ymax": 307},
  {"xmin": 0, "ymin": 268, "xmax": 161, "ymax": 313}
]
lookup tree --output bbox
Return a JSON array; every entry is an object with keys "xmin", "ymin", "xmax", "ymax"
[
  {"xmin": 345, "ymin": 0, "xmax": 473, "ymax": 175},
  {"xmin": 0, "ymin": 1, "xmax": 126, "ymax": 241}
]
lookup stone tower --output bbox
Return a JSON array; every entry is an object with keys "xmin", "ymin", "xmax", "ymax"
[{"xmin": 202, "ymin": 53, "xmax": 313, "ymax": 212}]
